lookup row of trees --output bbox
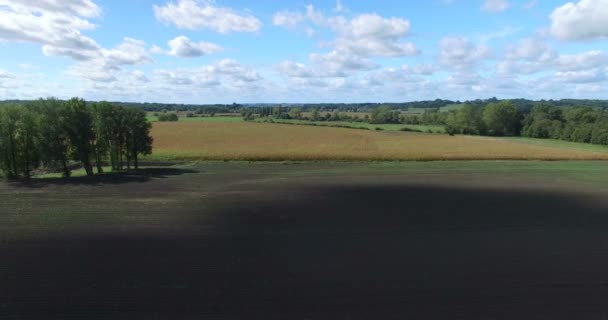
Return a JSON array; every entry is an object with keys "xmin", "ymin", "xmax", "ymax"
[
  {"xmin": 244, "ymin": 105, "xmax": 446, "ymax": 126},
  {"xmin": 0, "ymin": 98, "xmax": 152, "ymax": 179},
  {"xmin": 445, "ymin": 101, "xmax": 521, "ymax": 136},
  {"xmin": 522, "ymin": 105, "xmax": 608, "ymax": 144},
  {"xmin": 444, "ymin": 101, "xmax": 608, "ymax": 146}
]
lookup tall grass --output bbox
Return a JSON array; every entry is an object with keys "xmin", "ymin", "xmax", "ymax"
[{"xmin": 147, "ymin": 122, "xmax": 608, "ymax": 161}]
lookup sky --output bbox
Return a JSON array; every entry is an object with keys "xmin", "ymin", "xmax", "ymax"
[{"xmin": 0, "ymin": 0, "xmax": 607, "ymax": 104}]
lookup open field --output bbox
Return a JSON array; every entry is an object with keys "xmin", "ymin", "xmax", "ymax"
[
  {"xmin": 146, "ymin": 114, "xmax": 242, "ymax": 123},
  {"xmin": 500, "ymin": 136, "xmax": 608, "ymax": 153},
  {"xmin": 302, "ymin": 111, "xmax": 373, "ymax": 118},
  {"xmin": 253, "ymin": 118, "xmax": 445, "ymax": 133},
  {"xmin": 3, "ymin": 161, "xmax": 608, "ymax": 318},
  {"xmin": 148, "ymin": 121, "xmax": 608, "ymax": 161}
]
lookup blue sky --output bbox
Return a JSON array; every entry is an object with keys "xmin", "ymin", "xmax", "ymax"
[{"xmin": 0, "ymin": 0, "xmax": 607, "ymax": 103}]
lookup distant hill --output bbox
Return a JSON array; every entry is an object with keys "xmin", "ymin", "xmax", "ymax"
[{"xmin": 1, "ymin": 98, "xmax": 607, "ymax": 113}]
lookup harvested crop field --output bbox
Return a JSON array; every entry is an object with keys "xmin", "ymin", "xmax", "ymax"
[
  {"xmin": 150, "ymin": 122, "xmax": 608, "ymax": 160},
  {"xmin": 3, "ymin": 161, "xmax": 608, "ymax": 319}
]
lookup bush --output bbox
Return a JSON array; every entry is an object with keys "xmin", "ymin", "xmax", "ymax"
[
  {"xmin": 571, "ymin": 125, "xmax": 593, "ymax": 143},
  {"xmin": 591, "ymin": 127, "xmax": 608, "ymax": 145},
  {"xmin": 370, "ymin": 106, "xmax": 401, "ymax": 124},
  {"xmin": 158, "ymin": 113, "xmax": 179, "ymax": 122},
  {"xmin": 482, "ymin": 101, "xmax": 520, "ymax": 136},
  {"xmin": 445, "ymin": 125, "xmax": 458, "ymax": 136},
  {"xmin": 399, "ymin": 127, "xmax": 422, "ymax": 133}
]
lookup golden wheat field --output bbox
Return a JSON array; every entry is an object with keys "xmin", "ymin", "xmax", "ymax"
[{"xmin": 149, "ymin": 122, "xmax": 608, "ymax": 161}]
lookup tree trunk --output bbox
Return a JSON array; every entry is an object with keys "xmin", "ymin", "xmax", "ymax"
[
  {"xmin": 110, "ymin": 145, "xmax": 117, "ymax": 171},
  {"xmin": 94, "ymin": 148, "xmax": 104, "ymax": 174},
  {"xmin": 9, "ymin": 135, "xmax": 17, "ymax": 177},
  {"xmin": 82, "ymin": 153, "xmax": 93, "ymax": 177},
  {"xmin": 24, "ymin": 134, "xmax": 31, "ymax": 180},
  {"xmin": 61, "ymin": 156, "xmax": 70, "ymax": 178},
  {"xmin": 119, "ymin": 148, "xmax": 123, "ymax": 170},
  {"xmin": 126, "ymin": 149, "xmax": 131, "ymax": 170},
  {"xmin": 24, "ymin": 157, "xmax": 30, "ymax": 180},
  {"xmin": 134, "ymin": 153, "xmax": 138, "ymax": 170}
]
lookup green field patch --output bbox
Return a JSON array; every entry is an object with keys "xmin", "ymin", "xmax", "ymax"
[
  {"xmin": 500, "ymin": 137, "xmax": 608, "ymax": 153},
  {"xmin": 253, "ymin": 118, "xmax": 445, "ymax": 133}
]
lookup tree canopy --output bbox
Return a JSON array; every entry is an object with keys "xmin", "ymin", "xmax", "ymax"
[{"xmin": 0, "ymin": 98, "xmax": 153, "ymax": 179}]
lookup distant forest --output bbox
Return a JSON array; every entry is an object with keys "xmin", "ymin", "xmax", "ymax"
[{"xmin": 1, "ymin": 98, "xmax": 608, "ymax": 114}]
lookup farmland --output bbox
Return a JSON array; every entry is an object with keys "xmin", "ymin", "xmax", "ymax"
[
  {"xmin": 147, "ymin": 121, "xmax": 608, "ymax": 161},
  {"xmin": 253, "ymin": 118, "xmax": 446, "ymax": 133},
  {"xmin": 3, "ymin": 161, "xmax": 608, "ymax": 318},
  {"xmin": 5, "ymin": 100, "xmax": 608, "ymax": 319}
]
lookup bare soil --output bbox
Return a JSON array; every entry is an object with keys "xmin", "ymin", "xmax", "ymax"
[{"xmin": 2, "ymin": 162, "xmax": 608, "ymax": 319}]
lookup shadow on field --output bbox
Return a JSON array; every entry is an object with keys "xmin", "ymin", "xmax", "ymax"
[
  {"xmin": 3, "ymin": 183, "xmax": 608, "ymax": 319},
  {"xmin": 10, "ymin": 167, "xmax": 198, "ymax": 188}
]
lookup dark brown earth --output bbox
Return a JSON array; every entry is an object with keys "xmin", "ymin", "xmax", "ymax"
[{"xmin": 2, "ymin": 163, "xmax": 608, "ymax": 319}]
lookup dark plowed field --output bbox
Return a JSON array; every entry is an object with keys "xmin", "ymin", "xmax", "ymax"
[{"xmin": 2, "ymin": 162, "xmax": 608, "ymax": 319}]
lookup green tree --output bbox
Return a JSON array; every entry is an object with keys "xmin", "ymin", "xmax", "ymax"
[
  {"xmin": 482, "ymin": 101, "xmax": 520, "ymax": 136},
  {"xmin": 0, "ymin": 106, "xmax": 40, "ymax": 179},
  {"xmin": 289, "ymin": 108, "xmax": 302, "ymax": 120},
  {"xmin": 371, "ymin": 106, "xmax": 400, "ymax": 124},
  {"xmin": 591, "ymin": 126, "xmax": 608, "ymax": 145},
  {"xmin": 158, "ymin": 113, "xmax": 179, "ymax": 122},
  {"xmin": 34, "ymin": 98, "xmax": 72, "ymax": 177},
  {"xmin": 64, "ymin": 98, "xmax": 95, "ymax": 176},
  {"xmin": 444, "ymin": 105, "xmax": 484, "ymax": 135},
  {"xmin": 522, "ymin": 105, "xmax": 564, "ymax": 139},
  {"xmin": 124, "ymin": 108, "xmax": 153, "ymax": 169},
  {"xmin": 0, "ymin": 107, "xmax": 20, "ymax": 178},
  {"xmin": 16, "ymin": 106, "xmax": 40, "ymax": 179}
]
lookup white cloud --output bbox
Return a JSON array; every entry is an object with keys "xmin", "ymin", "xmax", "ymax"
[
  {"xmin": 550, "ymin": 0, "xmax": 608, "ymax": 41},
  {"xmin": 102, "ymin": 38, "xmax": 151, "ymax": 66},
  {"xmin": 363, "ymin": 67, "xmax": 428, "ymax": 85},
  {"xmin": 557, "ymin": 50, "xmax": 608, "ymax": 71},
  {"xmin": 152, "ymin": 36, "xmax": 223, "ymax": 57},
  {"xmin": 153, "ymin": 0, "xmax": 262, "ymax": 33},
  {"xmin": 505, "ymin": 38, "xmax": 556, "ymax": 62},
  {"xmin": 278, "ymin": 51, "xmax": 377, "ymax": 78},
  {"xmin": 331, "ymin": 14, "xmax": 418, "ymax": 57},
  {"xmin": 404, "ymin": 64, "xmax": 438, "ymax": 75},
  {"xmin": 273, "ymin": 11, "xmax": 307, "ymax": 28},
  {"xmin": 496, "ymin": 60, "xmax": 548, "ymax": 75},
  {"xmin": 274, "ymin": 6, "xmax": 418, "ymax": 58},
  {"xmin": 276, "ymin": 61, "xmax": 315, "ymax": 78},
  {"xmin": 554, "ymin": 69, "xmax": 606, "ymax": 83},
  {"xmin": 77, "ymin": 59, "xmax": 267, "ymax": 103},
  {"xmin": 496, "ymin": 38, "xmax": 608, "ymax": 81},
  {"xmin": 447, "ymin": 72, "xmax": 484, "ymax": 86},
  {"xmin": 497, "ymin": 39, "xmax": 554, "ymax": 75},
  {"xmin": 477, "ymin": 26, "xmax": 522, "ymax": 43},
  {"xmin": 274, "ymin": 6, "xmax": 418, "ymax": 84},
  {"xmin": 481, "ymin": 0, "xmax": 510, "ymax": 12},
  {"xmin": 439, "ymin": 37, "xmax": 492, "ymax": 69},
  {"xmin": 18, "ymin": 63, "xmax": 36, "ymax": 70},
  {"xmin": 1, "ymin": 0, "xmax": 101, "ymax": 18},
  {"xmin": 0, "ymin": 69, "xmax": 15, "ymax": 78},
  {"xmin": 0, "ymin": 0, "xmax": 151, "ymax": 84},
  {"xmin": 67, "ymin": 38, "xmax": 152, "ymax": 82},
  {"xmin": 0, "ymin": 0, "xmax": 101, "ymax": 61},
  {"xmin": 155, "ymin": 59, "xmax": 261, "ymax": 88}
]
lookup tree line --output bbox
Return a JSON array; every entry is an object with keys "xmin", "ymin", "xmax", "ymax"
[
  {"xmin": 0, "ymin": 98, "xmax": 153, "ymax": 179},
  {"xmin": 444, "ymin": 101, "xmax": 608, "ymax": 146},
  {"xmin": 4, "ymin": 98, "xmax": 608, "ymax": 115}
]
